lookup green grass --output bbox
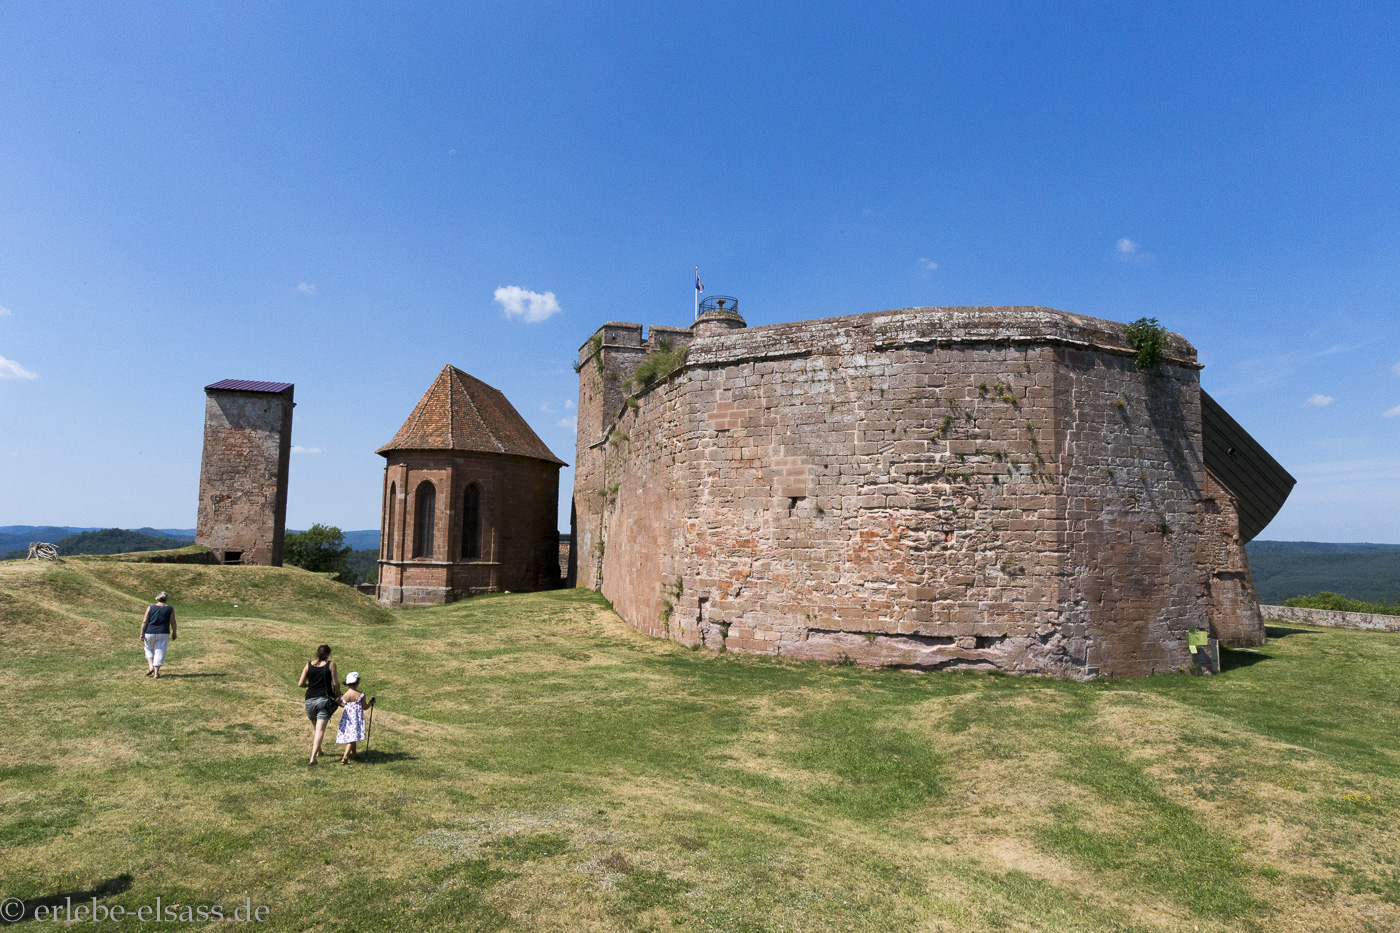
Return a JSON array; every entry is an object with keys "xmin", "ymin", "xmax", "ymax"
[{"xmin": 1, "ymin": 559, "xmax": 1399, "ymax": 931}]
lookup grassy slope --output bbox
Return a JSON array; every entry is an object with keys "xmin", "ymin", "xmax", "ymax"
[{"xmin": 1, "ymin": 560, "xmax": 1398, "ymax": 932}]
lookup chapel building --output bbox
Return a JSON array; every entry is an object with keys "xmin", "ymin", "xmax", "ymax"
[{"xmin": 376, "ymin": 365, "xmax": 566, "ymax": 607}]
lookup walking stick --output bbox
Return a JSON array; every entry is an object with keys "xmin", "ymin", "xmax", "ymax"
[{"xmin": 364, "ymin": 698, "xmax": 375, "ymax": 757}]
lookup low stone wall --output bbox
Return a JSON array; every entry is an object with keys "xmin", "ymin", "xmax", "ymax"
[
  {"xmin": 115, "ymin": 547, "xmax": 218, "ymax": 565},
  {"xmin": 1260, "ymin": 605, "xmax": 1400, "ymax": 633}
]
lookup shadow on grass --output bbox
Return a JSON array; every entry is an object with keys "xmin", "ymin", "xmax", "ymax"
[
  {"xmin": 1264, "ymin": 625, "xmax": 1314, "ymax": 639},
  {"xmin": 159, "ymin": 672, "xmax": 228, "ymax": 679},
  {"xmin": 358, "ymin": 750, "xmax": 417, "ymax": 764},
  {"xmin": 2, "ymin": 873, "xmax": 133, "ymax": 926},
  {"xmin": 1220, "ymin": 648, "xmax": 1269, "ymax": 672}
]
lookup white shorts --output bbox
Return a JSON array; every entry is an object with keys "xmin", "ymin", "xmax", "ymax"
[{"xmin": 144, "ymin": 633, "xmax": 170, "ymax": 667}]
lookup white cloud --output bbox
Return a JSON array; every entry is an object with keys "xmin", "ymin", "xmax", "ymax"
[
  {"xmin": 918, "ymin": 258, "xmax": 939, "ymax": 272},
  {"xmin": 557, "ymin": 415, "xmax": 577, "ymax": 434},
  {"xmin": 565, "ymin": 399, "xmax": 574, "ymax": 410},
  {"xmin": 297, "ymin": 282, "xmax": 316, "ymax": 295},
  {"xmin": 0, "ymin": 355, "xmax": 37, "ymax": 379},
  {"xmin": 0, "ymin": 304, "xmax": 10, "ymax": 316},
  {"xmin": 494, "ymin": 286, "xmax": 561, "ymax": 323},
  {"xmin": 1306, "ymin": 394, "xmax": 1335, "ymax": 407},
  {"xmin": 1384, "ymin": 405, "xmax": 1400, "ymax": 419},
  {"xmin": 1392, "ymin": 361, "xmax": 1400, "ymax": 377},
  {"xmin": 291, "ymin": 445, "xmax": 322, "ymax": 454}
]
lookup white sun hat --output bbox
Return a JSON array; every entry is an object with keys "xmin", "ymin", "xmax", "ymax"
[{"xmin": 345, "ymin": 672, "xmax": 361, "ymax": 684}]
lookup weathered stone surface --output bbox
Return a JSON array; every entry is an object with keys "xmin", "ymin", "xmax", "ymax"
[
  {"xmin": 195, "ymin": 386, "xmax": 294, "ymax": 566},
  {"xmin": 572, "ymin": 305, "xmax": 1266, "ymax": 680}
]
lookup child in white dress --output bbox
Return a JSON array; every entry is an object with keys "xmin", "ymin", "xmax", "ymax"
[{"xmin": 336, "ymin": 672, "xmax": 369, "ymax": 764}]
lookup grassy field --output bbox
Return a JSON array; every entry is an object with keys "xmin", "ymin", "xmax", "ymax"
[{"xmin": 2, "ymin": 559, "xmax": 1398, "ymax": 932}]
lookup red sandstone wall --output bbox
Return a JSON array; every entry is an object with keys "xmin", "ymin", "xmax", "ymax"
[
  {"xmin": 575, "ymin": 307, "xmax": 1219, "ymax": 679},
  {"xmin": 1198, "ymin": 470, "xmax": 1266, "ymax": 647},
  {"xmin": 1052, "ymin": 347, "xmax": 1208, "ymax": 675},
  {"xmin": 377, "ymin": 452, "xmax": 560, "ymax": 606}
]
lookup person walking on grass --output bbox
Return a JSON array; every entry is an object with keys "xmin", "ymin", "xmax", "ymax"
[
  {"xmin": 138, "ymin": 592, "xmax": 176, "ymax": 678},
  {"xmin": 335, "ymin": 672, "xmax": 371, "ymax": 764},
  {"xmin": 298, "ymin": 644, "xmax": 339, "ymax": 766}
]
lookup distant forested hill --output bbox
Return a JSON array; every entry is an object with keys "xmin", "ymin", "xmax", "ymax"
[
  {"xmin": 0, "ymin": 526, "xmax": 96, "ymax": 553},
  {"xmin": 1, "ymin": 528, "xmax": 193, "ymax": 560},
  {"xmin": 0, "ymin": 526, "xmax": 194, "ymax": 554},
  {"xmin": 1247, "ymin": 541, "xmax": 1400, "ymax": 604},
  {"xmin": 340, "ymin": 530, "xmax": 380, "ymax": 550},
  {"xmin": 346, "ymin": 549, "xmax": 379, "ymax": 585}
]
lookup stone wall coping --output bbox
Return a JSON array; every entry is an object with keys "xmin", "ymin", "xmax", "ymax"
[
  {"xmin": 685, "ymin": 306, "xmax": 1198, "ymax": 370},
  {"xmin": 1260, "ymin": 604, "xmax": 1400, "ymax": 633},
  {"xmin": 586, "ymin": 304, "xmax": 1200, "ymax": 447},
  {"xmin": 581, "ymin": 306, "xmax": 1198, "ymax": 370}
]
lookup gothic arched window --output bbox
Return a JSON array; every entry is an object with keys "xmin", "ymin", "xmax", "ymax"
[
  {"xmin": 413, "ymin": 481, "xmax": 436, "ymax": 558},
  {"xmin": 385, "ymin": 482, "xmax": 397, "ymax": 560},
  {"xmin": 462, "ymin": 484, "xmax": 482, "ymax": 559}
]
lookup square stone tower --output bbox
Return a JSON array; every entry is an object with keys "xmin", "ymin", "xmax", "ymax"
[{"xmin": 195, "ymin": 379, "xmax": 295, "ymax": 566}]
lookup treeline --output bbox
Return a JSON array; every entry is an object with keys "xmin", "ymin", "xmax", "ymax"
[
  {"xmin": 1246, "ymin": 541, "xmax": 1400, "ymax": 604},
  {"xmin": 283, "ymin": 524, "xmax": 377, "ymax": 586},
  {"xmin": 1, "ymin": 528, "xmax": 190, "ymax": 560},
  {"xmin": 1283, "ymin": 592, "xmax": 1400, "ymax": 617}
]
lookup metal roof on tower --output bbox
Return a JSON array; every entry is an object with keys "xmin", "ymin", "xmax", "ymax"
[
  {"xmin": 205, "ymin": 379, "xmax": 295, "ymax": 394},
  {"xmin": 377, "ymin": 364, "xmax": 566, "ymax": 465},
  {"xmin": 1201, "ymin": 390, "xmax": 1296, "ymax": 542}
]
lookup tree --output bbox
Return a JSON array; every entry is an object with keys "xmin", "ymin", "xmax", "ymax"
[{"xmin": 284, "ymin": 524, "xmax": 355, "ymax": 583}]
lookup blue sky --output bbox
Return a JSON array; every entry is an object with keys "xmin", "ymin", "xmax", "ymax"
[{"xmin": 1, "ymin": 2, "xmax": 1397, "ymax": 541}]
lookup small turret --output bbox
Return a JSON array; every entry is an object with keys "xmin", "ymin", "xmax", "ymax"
[{"xmin": 692, "ymin": 295, "xmax": 746, "ymax": 337}]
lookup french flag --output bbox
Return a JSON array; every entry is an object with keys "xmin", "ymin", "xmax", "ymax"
[{"xmin": 695, "ymin": 271, "xmax": 704, "ymax": 294}]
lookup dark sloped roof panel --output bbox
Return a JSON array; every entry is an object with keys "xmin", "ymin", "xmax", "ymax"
[
  {"xmin": 377, "ymin": 365, "xmax": 566, "ymax": 466},
  {"xmin": 1201, "ymin": 390, "xmax": 1296, "ymax": 543},
  {"xmin": 205, "ymin": 379, "xmax": 295, "ymax": 394}
]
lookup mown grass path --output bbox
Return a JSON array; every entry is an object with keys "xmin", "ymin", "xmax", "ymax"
[{"xmin": 2, "ymin": 559, "xmax": 1398, "ymax": 931}]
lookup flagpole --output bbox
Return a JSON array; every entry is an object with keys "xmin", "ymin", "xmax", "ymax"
[{"xmin": 694, "ymin": 266, "xmax": 699, "ymax": 321}]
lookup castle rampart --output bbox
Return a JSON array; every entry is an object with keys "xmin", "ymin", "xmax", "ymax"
[{"xmin": 573, "ymin": 306, "xmax": 1269, "ymax": 679}]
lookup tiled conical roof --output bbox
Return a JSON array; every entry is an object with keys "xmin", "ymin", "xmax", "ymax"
[{"xmin": 377, "ymin": 365, "xmax": 566, "ymax": 465}]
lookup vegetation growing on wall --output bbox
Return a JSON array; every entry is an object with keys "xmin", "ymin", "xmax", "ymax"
[
  {"xmin": 1284, "ymin": 591, "xmax": 1400, "ymax": 616},
  {"xmin": 626, "ymin": 339, "xmax": 689, "ymax": 391},
  {"xmin": 573, "ymin": 333, "xmax": 602, "ymax": 373},
  {"xmin": 1124, "ymin": 317, "xmax": 1168, "ymax": 371}
]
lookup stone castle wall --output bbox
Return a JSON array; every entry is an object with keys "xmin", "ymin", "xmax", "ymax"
[
  {"xmin": 1198, "ymin": 470, "xmax": 1266, "ymax": 648},
  {"xmin": 574, "ymin": 306, "xmax": 1260, "ymax": 679},
  {"xmin": 195, "ymin": 388, "xmax": 293, "ymax": 566},
  {"xmin": 377, "ymin": 452, "xmax": 561, "ymax": 606}
]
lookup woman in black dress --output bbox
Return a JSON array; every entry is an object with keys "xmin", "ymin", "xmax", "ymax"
[{"xmin": 297, "ymin": 644, "xmax": 339, "ymax": 765}]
